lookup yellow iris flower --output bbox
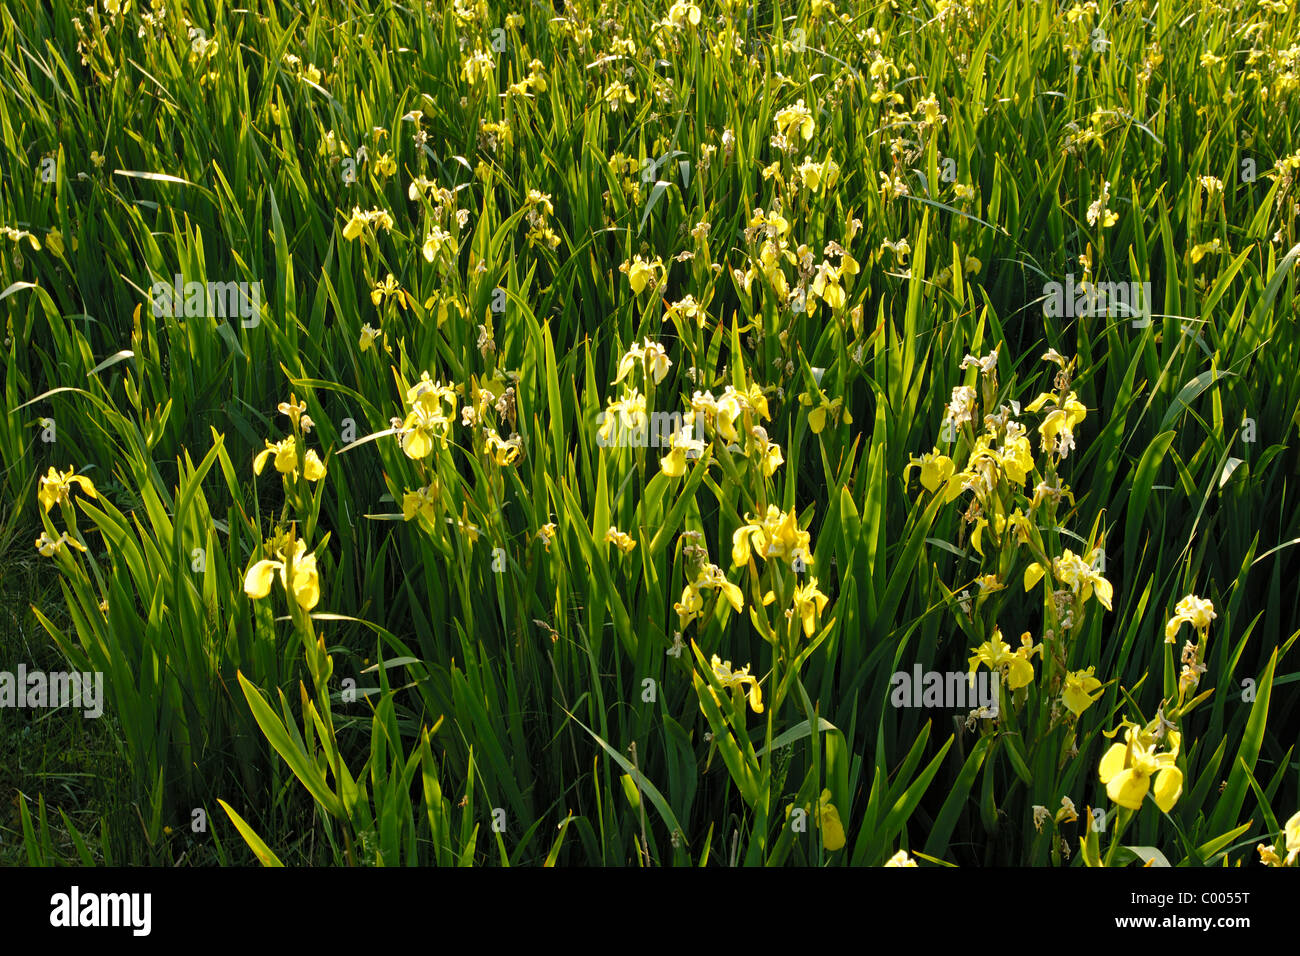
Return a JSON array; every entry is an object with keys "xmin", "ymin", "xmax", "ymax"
[
  {"xmin": 423, "ymin": 226, "xmax": 452, "ymax": 263},
  {"xmin": 664, "ymin": 295, "xmax": 707, "ymax": 330},
  {"xmin": 253, "ymin": 436, "xmax": 326, "ymax": 481},
  {"xmin": 1061, "ymin": 666, "xmax": 1103, "ymax": 716},
  {"xmin": 1165, "ymin": 594, "xmax": 1216, "ymax": 643},
  {"xmin": 36, "ymin": 531, "xmax": 88, "ymax": 558},
  {"xmin": 696, "ymin": 564, "xmax": 743, "ymax": 612},
  {"xmin": 612, "ymin": 339, "xmax": 672, "ymax": 387},
  {"xmin": 660, "ymin": 428, "xmax": 706, "ymax": 477},
  {"xmin": 341, "ymin": 206, "xmax": 394, "ymax": 241},
  {"xmin": 799, "ymin": 387, "xmax": 852, "ymax": 434},
  {"xmin": 791, "ymin": 578, "xmax": 830, "ymax": 637},
  {"xmin": 1026, "ymin": 390, "xmax": 1087, "ymax": 459},
  {"xmin": 967, "ymin": 629, "xmax": 1035, "ymax": 691},
  {"xmin": 747, "ymin": 425, "xmax": 784, "ymax": 477},
  {"xmin": 674, "ymin": 581, "xmax": 705, "ymax": 628},
  {"xmin": 604, "ymin": 526, "xmax": 637, "ymax": 554},
  {"xmin": 675, "ymin": 564, "xmax": 743, "ymax": 628},
  {"xmin": 970, "ymin": 507, "xmax": 1032, "ymax": 557},
  {"xmin": 715, "ymin": 389, "xmax": 745, "ymax": 443},
  {"xmin": 809, "ymin": 253, "xmax": 859, "ymax": 311},
  {"xmin": 537, "ymin": 522, "xmax": 558, "ymax": 552},
  {"xmin": 708, "ymin": 654, "xmax": 763, "ymax": 714},
  {"xmin": 602, "ymin": 80, "xmax": 636, "ymax": 110},
  {"xmin": 598, "ymin": 388, "xmax": 647, "ymax": 444},
  {"xmin": 1098, "ymin": 723, "xmax": 1182, "ymax": 812},
  {"xmin": 402, "ymin": 482, "xmax": 441, "ymax": 522},
  {"xmin": 399, "ymin": 374, "xmax": 458, "ymax": 459},
  {"xmin": 485, "ymin": 429, "xmax": 524, "ymax": 466},
  {"xmin": 904, "ymin": 448, "xmax": 955, "ymax": 494},
  {"xmin": 667, "ymin": 0, "xmax": 701, "ymax": 27},
  {"xmin": 773, "ymin": 99, "xmax": 815, "ymax": 141},
  {"xmin": 244, "ymin": 537, "xmax": 321, "ymax": 611},
  {"xmin": 1286, "ymin": 811, "xmax": 1300, "ymax": 865},
  {"xmin": 1024, "ymin": 548, "xmax": 1112, "ymax": 612},
  {"xmin": 37, "ymin": 467, "xmax": 98, "ymax": 513},
  {"xmin": 732, "ymin": 505, "xmax": 813, "ymax": 570},
  {"xmin": 620, "ymin": 255, "xmax": 662, "ymax": 295},
  {"xmin": 815, "ymin": 789, "xmax": 846, "ymax": 851}
]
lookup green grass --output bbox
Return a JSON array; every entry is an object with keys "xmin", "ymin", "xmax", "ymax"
[{"xmin": 2, "ymin": 0, "xmax": 1300, "ymax": 866}]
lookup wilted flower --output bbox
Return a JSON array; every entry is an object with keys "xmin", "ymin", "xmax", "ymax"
[
  {"xmin": 604, "ymin": 526, "xmax": 637, "ymax": 554},
  {"xmin": 1086, "ymin": 180, "xmax": 1118, "ymax": 228}
]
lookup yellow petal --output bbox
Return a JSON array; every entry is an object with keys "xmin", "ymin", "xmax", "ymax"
[
  {"xmin": 303, "ymin": 450, "xmax": 326, "ymax": 481},
  {"xmin": 1098, "ymin": 743, "xmax": 1127, "ymax": 785},
  {"xmin": 243, "ymin": 559, "xmax": 281, "ymax": 600},
  {"xmin": 402, "ymin": 428, "xmax": 433, "ymax": 460},
  {"xmin": 253, "ymin": 446, "xmax": 273, "ymax": 475},
  {"xmin": 1025, "ymin": 392, "xmax": 1054, "ymax": 413},
  {"xmin": 273, "ymin": 441, "xmax": 298, "ymax": 474},
  {"xmin": 660, "ymin": 448, "xmax": 686, "ymax": 477},
  {"xmin": 801, "ymin": 602, "xmax": 817, "ymax": 638},
  {"xmin": 1005, "ymin": 656, "xmax": 1034, "ymax": 691},
  {"xmin": 1152, "ymin": 767, "xmax": 1182, "ymax": 812},
  {"xmin": 1105, "ymin": 768, "xmax": 1149, "ymax": 810},
  {"xmin": 819, "ymin": 799, "xmax": 846, "ymax": 851},
  {"xmin": 290, "ymin": 555, "xmax": 321, "ymax": 610},
  {"xmin": 731, "ymin": 527, "xmax": 753, "ymax": 568},
  {"xmin": 808, "ymin": 405, "xmax": 827, "ymax": 434},
  {"xmin": 720, "ymin": 581, "xmax": 744, "ymax": 613},
  {"xmin": 1284, "ymin": 810, "xmax": 1300, "ymax": 855},
  {"xmin": 1164, "ymin": 729, "xmax": 1181, "ymax": 760},
  {"xmin": 68, "ymin": 475, "xmax": 98, "ymax": 499},
  {"xmin": 1062, "ymin": 681, "xmax": 1095, "ymax": 717}
]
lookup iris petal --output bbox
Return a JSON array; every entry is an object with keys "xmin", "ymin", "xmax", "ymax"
[
  {"xmin": 1098, "ymin": 743, "xmax": 1127, "ymax": 785},
  {"xmin": 1106, "ymin": 768, "xmax": 1149, "ymax": 810},
  {"xmin": 244, "ymin": 559, "xmax": 281, "ymax": 600},
  {"xmin": 1153, "ymin": 767, "xmax": 1182, "ymax": 812}
]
